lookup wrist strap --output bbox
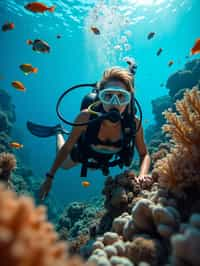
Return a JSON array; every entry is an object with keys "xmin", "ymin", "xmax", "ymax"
[{"xmin": 46, "ymin": 172, "xmax": 54, "ymax": 179}]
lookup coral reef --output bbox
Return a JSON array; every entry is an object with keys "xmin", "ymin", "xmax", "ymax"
[
  {"xmin": 166, "ymin": 59, "xmax": 200, "ymax": 99},
  {"xmin": 97, "ymin": 171, "xmax": 155, "ymax": 235},
  {"xmin": 0, "ymin": 152, "xmax": 16, "ymax": 188},
  {"xmin": 0, "ymin": 89, "xmax": 16, "ymax": 152},
  {"xmin": 0, "ymin": 184, "xmax": 87, "ymax": 266},
  {"xmin": 153, "ymin": 88, "xmax": 200, "ymax": 193},
  {"xmin": 171, "ymin": 213, "xmax": 200, "ymax": 266},
  {"xmin": 151, "ymin": 95, "xmax": 172, "ymax": 127},
  {"xmin": 86, "ymin": 179, "xmax": 185, "ymax": 265},
  {"xmin": 145, "ymin": 58, "xmax": 200, "ymax": 164},
  {"xmin": 57, "ymin": 199, "xmax": 104, "ymax": 241},
  {"xmin": 97, "ymin": 172, "xmax": 142, "ymax": 234}
]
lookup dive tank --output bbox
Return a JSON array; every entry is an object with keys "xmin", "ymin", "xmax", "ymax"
[{"xmin": 80, "ymin": 92, "xmax": 98, "ymax": 111}]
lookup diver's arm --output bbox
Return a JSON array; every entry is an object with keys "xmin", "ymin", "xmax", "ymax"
[
  {"xmin": 48, "ymin": 111, "xmax": 90, "ymax": 176},
  {"xmin": 135, "ymin": 119, "xmax": 151, "ymax": 176}
]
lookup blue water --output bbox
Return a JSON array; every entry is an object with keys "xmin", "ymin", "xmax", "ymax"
[{"xmin": 0, "ymin": 0, "xmax": 200, "ymax": 205}]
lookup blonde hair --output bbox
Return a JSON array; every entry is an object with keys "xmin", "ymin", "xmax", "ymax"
[{"xmin": 98, "ymin": 66, "xmax": 134, "ymax": 93}]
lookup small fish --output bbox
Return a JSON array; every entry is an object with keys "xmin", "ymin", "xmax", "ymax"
[
  {"xmin": 2, "ymin": 22, "xmax": 15, "ymax": 32},
  {"xmin": 25, "ymin": 2, "xmax": 55, "ymax": 13},
  {"xmin": 9, "ymin": 142, "xmax": 23, "ymax": 149},
  {"xmin": 168, "ymin": 60, "xmax": 174, "ymax": 67},
  {"xmin": 19, "ymin": 64, "xmax": 38, "ymax": 75},
  {"xmin": 191, "ymin": 38, "xmax": 200, "ymax": 55},
  {"xmin": 156, "ymin": 48, "xmax": 163, "ymax": 56},
  {"xmin": 91, "ymin": 26, "xmax": 100, "ymax": 35},
  {"xmin": 147, "ymin": 32, "xmax": 155, "ymax": 40},
  {"xmin": 12, "ymin": 81, "xmax": 26, "ymax": 91},
  {"xmin": 56, "ymin": 34, "xmax": 61, "ymax": 39},
  {"xmin": 82, "ymin": 181, "xmax": 90, "ymax": 187},
  {"xmin": 27, "ymin": 39, "xmax": 50, "ymax": 53}
]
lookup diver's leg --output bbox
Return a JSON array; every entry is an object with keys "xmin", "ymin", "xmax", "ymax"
[{"xmin": 56, "ymin": 133, "xmax": 79, "ymax": 169}]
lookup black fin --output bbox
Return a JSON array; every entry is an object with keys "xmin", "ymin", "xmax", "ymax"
[{"xmin": 27, "ymin": 121, "xmax": 69, "ymax": 137}]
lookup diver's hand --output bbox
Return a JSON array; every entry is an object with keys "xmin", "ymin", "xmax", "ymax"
[{"xmin": 39, "ymin": 174, "xmax": 53, "ymax": 200}]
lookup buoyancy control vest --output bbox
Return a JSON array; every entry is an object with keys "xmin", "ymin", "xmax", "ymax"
[{"xmin": 76, "ymin": 103, "xmax": 137, "ymax": 177}]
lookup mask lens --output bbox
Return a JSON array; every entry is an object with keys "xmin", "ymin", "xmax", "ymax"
[
  {"xmin": 104, "ymin": 92, "xmax": 113, "ymax": 101},
  {"xmin": 99, "ymin": 87, "xmax": 131, "ymax": 106}
]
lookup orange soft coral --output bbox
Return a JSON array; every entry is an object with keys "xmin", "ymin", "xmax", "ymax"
[
  {"xmin": 153, "ymin": 87, "xmax": 200, "ymax": 192},
  {"xmin": 0, "ymin": 184, "xmax": 87, "ymax": 266}
]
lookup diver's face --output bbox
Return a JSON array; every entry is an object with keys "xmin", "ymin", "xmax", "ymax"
[{"xmin": 102, "ymin": 81, "xmax": 129, "ymax": 114}]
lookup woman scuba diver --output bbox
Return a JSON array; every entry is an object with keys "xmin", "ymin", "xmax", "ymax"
[{"xmin": 27, "ymin": 66, "xmax": 151, "ymax": 200}]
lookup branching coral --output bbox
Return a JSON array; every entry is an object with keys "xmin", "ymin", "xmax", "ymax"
[
  {"xmin": 0, "ymin": 184, "xmax": 87, "ymax": 266},
  {"xmin": 153, "ymin": 88, "xmax": 200, "ymax": 192}
]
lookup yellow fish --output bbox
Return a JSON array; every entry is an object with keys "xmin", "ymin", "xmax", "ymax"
[
  {"xmin": 81, "ymin": 181, "xmax": 90, "ymax": 187},
  {"xmin": 20, "ymin": 64, "xmax": 38, "ymax": 75},
  {"xmin": 9, "ymin": 142, "xmax": 23, "ymax": 149}
]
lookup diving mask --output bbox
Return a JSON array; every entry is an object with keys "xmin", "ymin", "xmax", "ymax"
[{"xmin": 99, "ymin": 86, "xmax": 131, "ymax": 106}]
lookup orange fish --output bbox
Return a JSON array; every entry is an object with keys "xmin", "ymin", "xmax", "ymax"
[
  {"xmin": 191, "ymin": 38, "xmax": 200, "ymax": 55},
  {"xmin": 25, "ymin": 2, "xmax": 55, "ymax": 13},
  {"xmin": 19, "ymin": 64, "xmax": 38, "ymax": 75},
  {"xmin": 9, "ymin": 142, "xmax": 23, "ymax": 149},
  {"xmin": 91, "ymin": 26, "xmax": 100, "ymax": 35},
  {"xmin": 168, "ymin": 60, "xmax": 174, "ymax": 67},
  {"xmin": 2, "ymin": 22, "xmax": 15, "ymax": 32},
  {"xmin": 81, "ymin": 181, "xmax": 90, "ymax": 187},
  {"xmin": 12, "ymin": 81, "xmax": 26, "ymax": 91}
]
